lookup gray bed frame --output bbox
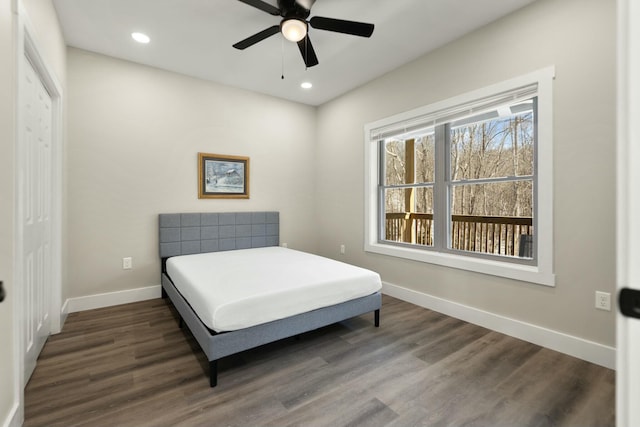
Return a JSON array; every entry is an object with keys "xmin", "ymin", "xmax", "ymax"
[{"xmin": 159, "ymin": 212, "xmax": 381, "ymax": 387}]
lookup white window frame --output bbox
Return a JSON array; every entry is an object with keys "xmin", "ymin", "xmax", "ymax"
[{"xmin": 364, "ymin": 67, "xmax": 555, "ymax": 286}]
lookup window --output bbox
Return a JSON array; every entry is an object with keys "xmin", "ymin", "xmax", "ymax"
[
  {"xmin": 383, "ymin": 134, "xmax": 435, "ymax": 247},
  {"xmin": 364, "ymin": 68, "xmax": 555, "ymax": 286}
]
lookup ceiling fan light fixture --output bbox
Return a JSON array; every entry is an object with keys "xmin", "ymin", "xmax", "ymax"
[{"xmin": 281, "ymin": 18, "xmax": 307, "ymax": 42}]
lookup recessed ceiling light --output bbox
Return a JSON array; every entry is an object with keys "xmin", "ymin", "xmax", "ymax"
[
  {"xmin": 301, "ymin": 82, "xmax": 313, "ymax": 89},
  {"xmin": 131, "ymin": 32, "xmax": 150, "ymax": 44}
]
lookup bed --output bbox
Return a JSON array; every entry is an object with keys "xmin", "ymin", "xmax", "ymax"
[{"xmin": 159, "ymin": 211, "xmax": 382, "ymax": 387}]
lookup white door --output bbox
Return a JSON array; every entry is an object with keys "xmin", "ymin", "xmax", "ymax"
[
  {"xmin": 617, "ymin": 0, "xmax": 640, "ymax": 424},
  {"xmin": 21, "ymin": 54, "xmax": 53, "ymax": 384}
]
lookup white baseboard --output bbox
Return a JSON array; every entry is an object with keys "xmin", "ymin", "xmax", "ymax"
[
  {"xmin": 65, "ymin": 285, "xmax": 162, "ymax": 313},
  {"xmin": 2, "ymin": 401, "xmax": 20, "ymax": 427},
  {"xmin": 60, "ymin": 298, "xmax": 69, "ymax": 325},
  {"xmin": 382, "ymin": 281, "xmax": 616, "ymax": 370}
]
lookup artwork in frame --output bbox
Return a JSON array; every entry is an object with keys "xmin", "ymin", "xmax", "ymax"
[{"xmin": 198, "ymin": 152, "xmax": 250, "ymax": 199}]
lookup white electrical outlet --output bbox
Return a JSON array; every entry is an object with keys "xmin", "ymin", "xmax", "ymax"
[
  {"xmin": 340, "ymin": 244, "xmax": 345, "ymax": 255},
  {"xmin": 281, "ymin": 242, "xmax": 288, "ymax": 248},
  {"xmin": 123, "ymin": 257, "xmax": 132, "ymax": 270},
  {"xmin": 595, "ymin": 291, "xmax": 611, "ymax": 311}
]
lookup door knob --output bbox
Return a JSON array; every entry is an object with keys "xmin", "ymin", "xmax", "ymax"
[
  {"xmin": 619, "ymin": 288, "xmax": 640, "ymax": 319},
  {"xmin": 0, "ymin": 281, "xmax": 5, "ymax": 303}
]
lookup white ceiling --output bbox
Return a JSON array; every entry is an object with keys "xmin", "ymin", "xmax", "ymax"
[{"xmin": 52, "ymin": 0, "xmax": 536, "ymax": 106}]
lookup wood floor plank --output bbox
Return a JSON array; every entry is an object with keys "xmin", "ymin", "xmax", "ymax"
[{"xmin": 24, "ymin": 295, "xmax": 615, "ymax": 427}]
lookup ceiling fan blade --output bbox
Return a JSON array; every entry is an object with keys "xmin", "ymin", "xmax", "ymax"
[
  {"xmin": 295, "ymin": 0, "xmax": 316, "ymax": 10},
  {"xmin": 237, "ymin": 0, "xmax": 280, "ymax": 16},
  {"xmin": 297, "ymin": 36, "xmax": 319, "ymax": 67},
  {"xmin": 233, "ymin": 25, "xmax": 280, "ymax": 50},
  {"xmin": 309, "ymin": 16, "xmax": 374, "ymax": 37}
]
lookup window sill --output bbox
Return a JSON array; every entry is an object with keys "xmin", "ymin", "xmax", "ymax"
[{"xmin": 365, "ymin": 241, "xmax": 555, "ymax": 287}]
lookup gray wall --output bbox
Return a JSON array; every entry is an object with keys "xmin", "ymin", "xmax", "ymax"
[
  {"xmin": 66, "ymin": 48, "xmax": 317, "ymax": 299},
  {"xmin": 315, "ymin": 0, "xmax": 616, "ymax": 346}
]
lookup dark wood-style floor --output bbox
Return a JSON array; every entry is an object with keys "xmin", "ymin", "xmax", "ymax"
[{"xmin": 24, "ymin": 295, "xmax": 615, "ymax": 427}]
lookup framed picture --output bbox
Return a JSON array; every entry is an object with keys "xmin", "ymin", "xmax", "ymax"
[{"xmin": 198, "ymin": 152, "xmax": 250, "ymax": 199}]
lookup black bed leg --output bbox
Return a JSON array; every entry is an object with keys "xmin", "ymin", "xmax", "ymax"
[
  {"xmin": 161, "ymin": 287, "xmax": 167, "ymax": 299},
  {"xmin": 209, "ymin": 360, "xmax": 218, "ymax": 388},
  {"xmin": 179, "ymin": 317, "xmax": 184, "ymax": 329},
  {"xmin": 374, "ymin": 309, "xmax": 380, "ymax": 327}
]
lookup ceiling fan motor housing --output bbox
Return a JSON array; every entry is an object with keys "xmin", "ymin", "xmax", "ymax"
[{"xmin": 278, "ymin": 0, "xmax": 312, "ymax": 19}]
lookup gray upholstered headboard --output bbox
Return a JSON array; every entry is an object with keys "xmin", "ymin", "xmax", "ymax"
[{"xmin": 159, "ymin": 212, "xmax": 279, "ymax": 259}]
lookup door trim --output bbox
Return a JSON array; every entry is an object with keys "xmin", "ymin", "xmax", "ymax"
[
  {"xmin": 12, "ymin": 2, "xmax": 63, "ymax": 425},
  {"xmin": 617, "ymin": 0, "xmax": 640, "ymax": 425}
]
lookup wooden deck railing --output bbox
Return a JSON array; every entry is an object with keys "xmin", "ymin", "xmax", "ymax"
[{"xmin": 385, "ymin": 213, "xmax": 533, "ymax": 257}]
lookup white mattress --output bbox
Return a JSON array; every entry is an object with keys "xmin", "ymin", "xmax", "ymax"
[{"xmin": 165, "ymin": 246, "xmax": 382, "ymax": 332}]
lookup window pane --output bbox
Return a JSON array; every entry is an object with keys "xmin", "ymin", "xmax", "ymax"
[
  {"xmin": 384, "ymin": 139, "xmax": 406, "ymax": 185},
  {"xmin": 383, "ymin": 187, "xmax": 434, "ymax": 246},
  {"xmin": 385, "ymin": 188, "xmax": 406, "ymax": 213},
  {"xmin": 415, "ymin": 134, "xmax": 435, "ymax": 183},
  {"xmin": 384, "ymin": 133, "xmax": 435, "ymax": 186},
  {"xmin": 415, "ymin": 187, "xmax": 433, "ymax": 215},
  {"xmin": 414, "ymin": 187, "xmax": 434, "ymax": 246},
  {"xmin": 450, "ymin": 105, "xmax": 534, "ymax": 181},
  {"xmin": 450, "ymin": 181, "xmax": 533, "ymax": 258}
]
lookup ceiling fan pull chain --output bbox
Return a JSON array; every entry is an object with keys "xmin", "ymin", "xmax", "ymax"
[{"xmin": 281, "ymin": 37, "xmax": 285, "ymax": 80}]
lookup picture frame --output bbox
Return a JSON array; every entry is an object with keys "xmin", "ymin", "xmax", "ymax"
[{"xmin": 198, "ymin": 152, "xmax": 250, "ymax": 199}]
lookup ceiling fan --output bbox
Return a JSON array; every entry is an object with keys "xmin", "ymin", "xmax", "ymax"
[{"xmin": 233, "ymin": 0, "xmax": 375, "ymax": 68}]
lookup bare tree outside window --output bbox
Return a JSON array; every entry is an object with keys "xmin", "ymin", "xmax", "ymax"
[{"xmin": 450, "ymin": 111, "xmax": 534, "ymax": 217}]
